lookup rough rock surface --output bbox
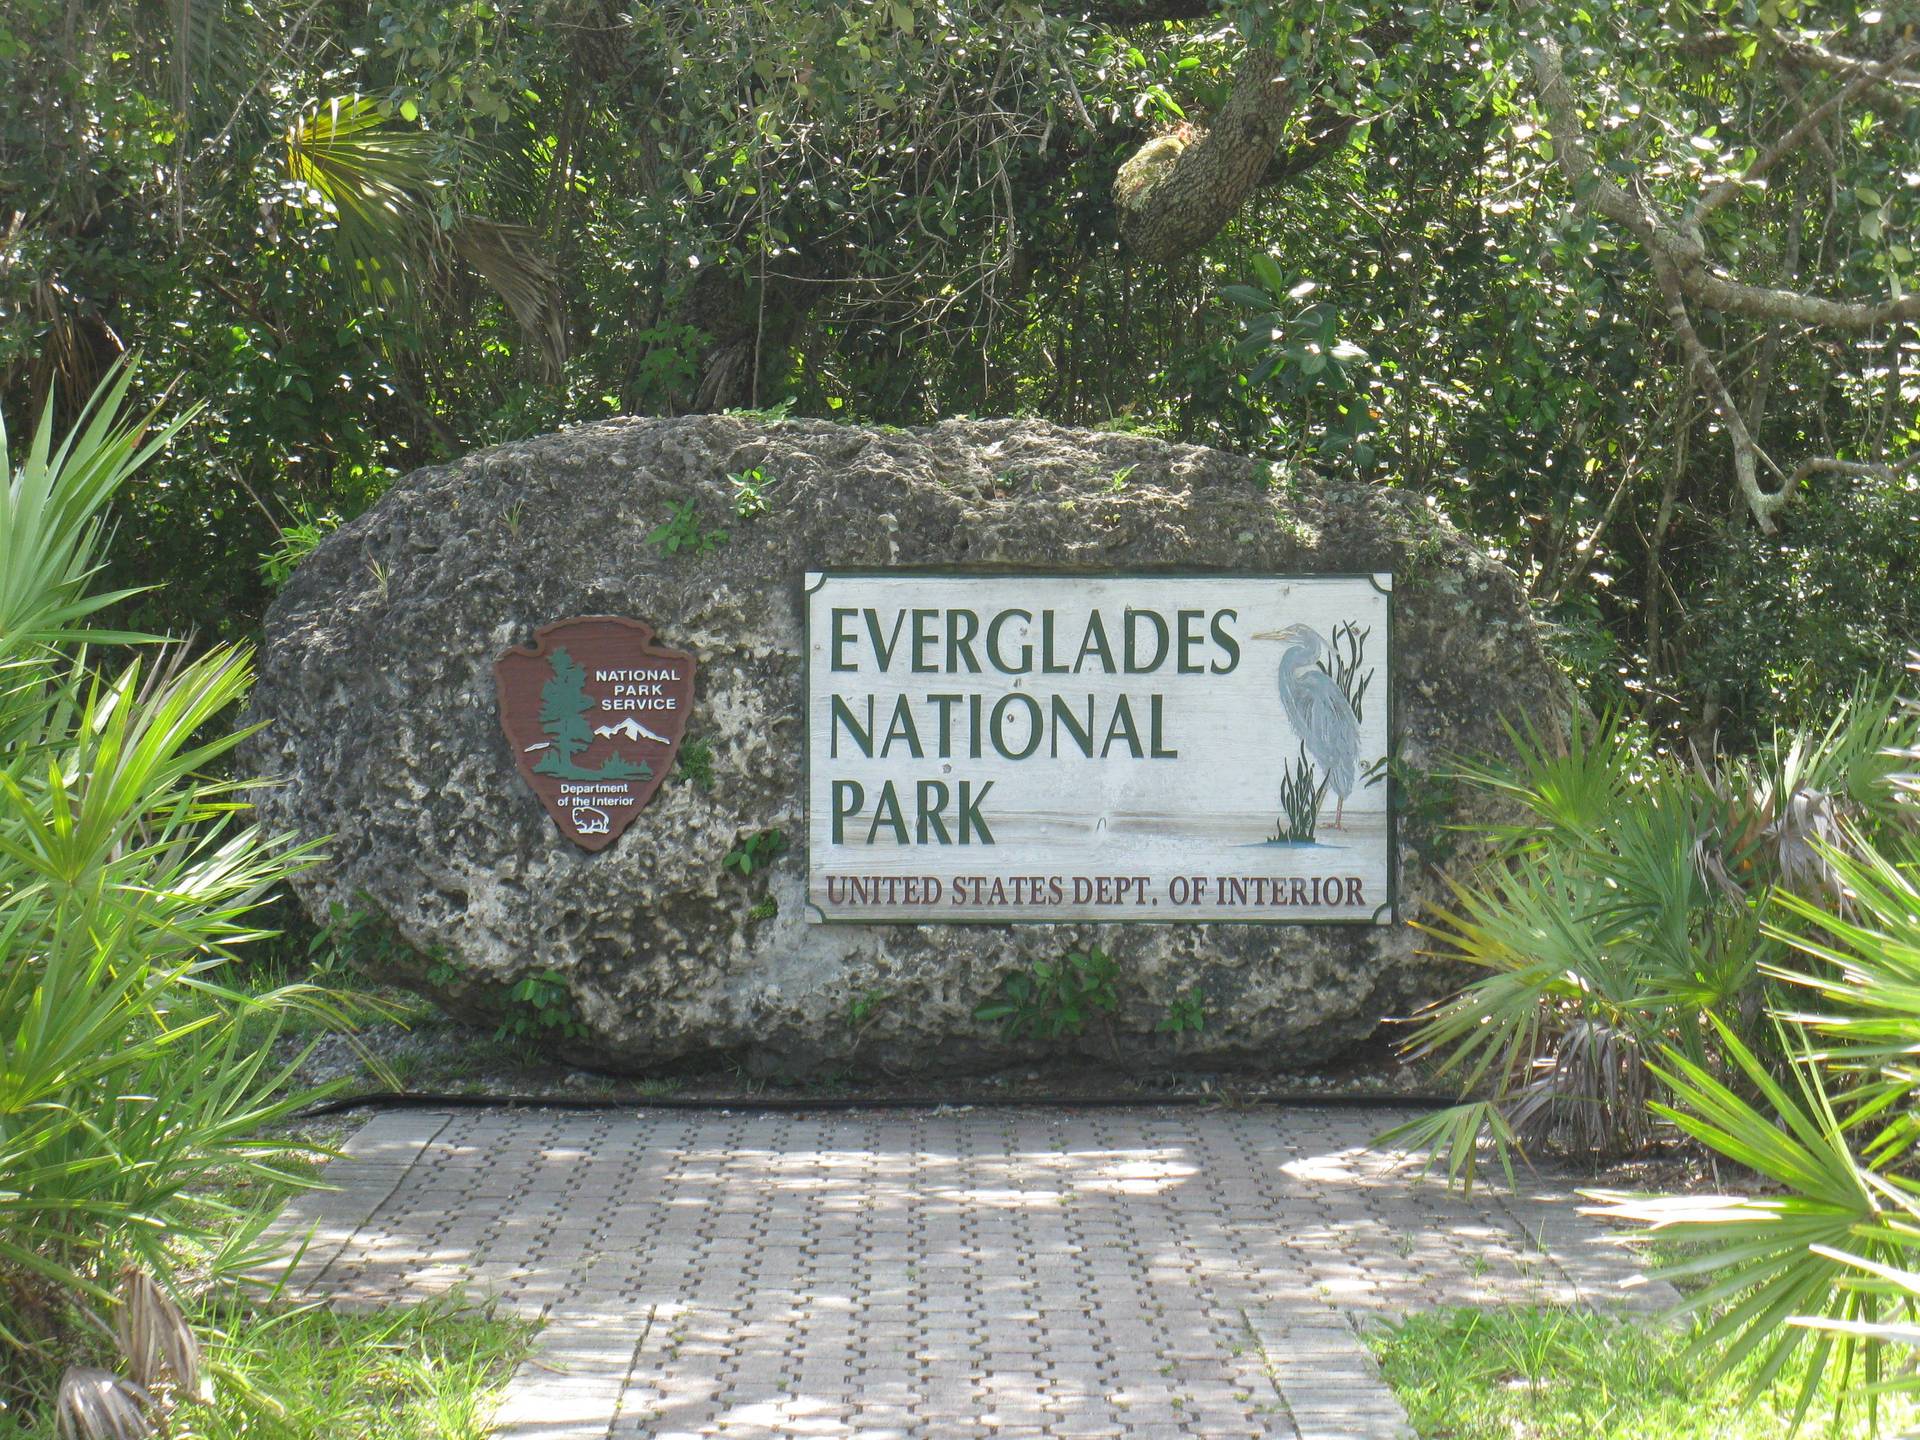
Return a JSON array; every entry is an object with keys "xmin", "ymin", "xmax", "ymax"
[{"xmin": 245, "ymin": 415, "xmax": 1564, "ymax": 1076}]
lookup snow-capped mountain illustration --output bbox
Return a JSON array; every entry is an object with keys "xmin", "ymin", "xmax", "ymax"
[{"xmin": 594, "ymin": 716, "xmax": 671, "ymax": 744}]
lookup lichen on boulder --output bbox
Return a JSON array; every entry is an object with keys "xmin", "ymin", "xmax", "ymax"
[{"xmin": 242, "ymin": 414, "xmax": 1564, "ymax": 1077}]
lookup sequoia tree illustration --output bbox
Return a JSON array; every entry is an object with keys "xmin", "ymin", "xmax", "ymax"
[{"xmin": 534, "ymin": 647, "xmax": 651, "ymax": 781}]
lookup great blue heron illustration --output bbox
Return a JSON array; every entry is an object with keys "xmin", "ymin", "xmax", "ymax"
[{"xmin": 1254, "ymin": 622, "xmax": 1360, "ymax": 830}]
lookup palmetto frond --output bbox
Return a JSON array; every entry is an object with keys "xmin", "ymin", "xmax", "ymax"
[
  {"xmin": 284, "ymin": 97, "xmax": 441, "ymax": 307},
  {"xmin": 1767, "ymin": 826, "xmax": 1920, "ymax": 1068},
  {"xmin": 1585, "ymin": 1021, "xmax": 1920, "ymax": 1429},
  {"xmin": 53, "ymin": 1366, "xmax": 150, "ymax": 1440},
  {"xmin": 284, "ymin": 98, "xmax": 566, "ymax": 377},
  {"xmin": 450, "ymin": 217, "xmax": 566, "ymax": 384}
]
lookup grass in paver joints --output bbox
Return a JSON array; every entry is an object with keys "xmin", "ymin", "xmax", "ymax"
[{"xmin": 1369, "ymin": 1307, "xmax": 1920, "ymax": 1440}]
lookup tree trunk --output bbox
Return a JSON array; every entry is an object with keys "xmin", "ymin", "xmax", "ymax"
[
  {"xmin": 678, "ymin": 265, "xmax": 821, "ymax": 413},
  {"xmin": 1115, "ymin": 46, "xmax": 1301, "ymax": 264}
]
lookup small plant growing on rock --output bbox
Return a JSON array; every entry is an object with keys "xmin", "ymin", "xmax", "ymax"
[
  {"xmin": 498, "ymin": 968, "xmax": 586, "ymax": 1045},
  {"xmin": 316, "ymin": 899, "xmax": 433, "ymax": 982},
  {"xmin": 846, "ymin": 987, "xmax": 886, "ymax": 1036},
  {"xmin": 1389, "ymin": 755, "xmax": 1458, "ymax": 866},
  {"xmin": 723, "ymin": 828, "xmax": 787, "ymax": 876},
  {"xmin": 676, "ymin": 735, "xmax": 715, "ymax": 789},
  {"xmin": 648, "ymin": 499, "xmax": 728, "ymax": 555},
  {"xmin": 727, "ymin": 466, "xmax": 778, "ymax": 518},
  {"xmin": 974, "ymin": 946, "xmax": 1119, "ymax": 1043},
  {"xmin": 259, "ymin": 506, "xmax": 343, "ymax": 590},
  {"xmin": 1156, "ymin": 986, "xmax": 1207, "ymax": 1035}
]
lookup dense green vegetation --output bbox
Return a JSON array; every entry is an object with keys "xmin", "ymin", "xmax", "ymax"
[
  {"xmin": 1391, "ymin": 686, "xmax": 1920, "ymax": 1423},
  {"xmin": 0, "ymin": 362, "xmax": 538, "ymax": 1434},
  {"xmin": 5, "ymin": 0, "xmax": 1920, "ymax": 743}
]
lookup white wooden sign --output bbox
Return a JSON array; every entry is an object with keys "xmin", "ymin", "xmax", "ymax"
[{"xmin": 804, "ymin": 573, "xmax": 1392, "ymax": 924}]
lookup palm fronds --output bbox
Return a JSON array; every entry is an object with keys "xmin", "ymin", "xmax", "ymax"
[
  {"xmin": 0, "ymin": 360, "xmax": 190, "ymax": 655},
  {"xmin": 284, "ymin": 98, "xmax": 567, "ymax": 377},
  {"xmin": 0, "ymin": 365, "xmax": 340, "ymax": 1425},
  {"xmin": 1389, "ymin": 690, "xmax": 1920, "ymax": 1182},
  {"xmin": 1585, "ymin": 1022, "xmax": 1919, "ymax": 1429}
]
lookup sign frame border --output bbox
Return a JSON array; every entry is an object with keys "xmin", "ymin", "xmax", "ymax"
[{"xmin": 800, "ymin": 568, "xmax": 1396, "ymax": 928}]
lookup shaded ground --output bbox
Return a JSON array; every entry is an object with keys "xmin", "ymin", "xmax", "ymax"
[{"xmin": 282, "ymin": 996, "xmax": 1444, "ymax": 1106}]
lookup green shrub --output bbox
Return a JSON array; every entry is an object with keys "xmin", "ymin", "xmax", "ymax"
[
  {"xmin": 0, "ymin": 364, "xmax": 340, "ymax": 1424},
  {"xmin": 1584, "ymin": 719, "xmax": 1920, "ymax": 1428},
  {"xmin": 1397, "ymin": 669, "xmax": 1920, "ymax": 1427},
  {"xmin": 1385, "ymin": 695, "xmax": 1918, "ymax": 1188}
]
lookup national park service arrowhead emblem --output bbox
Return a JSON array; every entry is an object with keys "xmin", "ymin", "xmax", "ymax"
[{"xmin": 495, "ymin": 616, "xmax": 696, "ymax": 851}]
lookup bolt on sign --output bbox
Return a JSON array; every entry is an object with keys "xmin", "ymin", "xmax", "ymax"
[
  {"xmin": 496, "ymin": 616, "xmax": 695, "ymax": 851},
  {"xmin": 805, "ymin": 573, "xmax": 1393, "ymax": 923}
]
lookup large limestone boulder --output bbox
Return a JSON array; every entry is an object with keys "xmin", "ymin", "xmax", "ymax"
[{"xmin": 244, "ymin": 415, "xmax": 1562, "ymax": 1076}]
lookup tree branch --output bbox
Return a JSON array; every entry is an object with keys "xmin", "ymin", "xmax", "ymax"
[
  {"xmin": 1076, "ymin": 0, "xmax": 1217, "ymax": 24},
  {"xmin": 1521, "ymin": 19, "xmax": 1920, "ymax": 528},
  {"xmin": 1650, "ymin": 252, "xmax": 1792, "ymax": 531},
  {"xmin": 1695, "ymin": 42, "xmax": 1918, "ymax": 221},
  {"xmin": 1682, "ymin": 28, "xmax": 1920, "ymax": 92},
  {"xmin": 1114, "ymin": 44, "xmax": 1302, "ymax": 263},
  {"xmin": 1255, "ymin": 105, "xmax": 1359, "ymax": 188},
  {"xmin": 1524, "ymin": 32, "xmax": 1685, "ymax": 256},
  {"xmin": 1787, "ymin": 450, "xmax": 1920, "ymax": 489},
  {"xmin": 1768, "ymin": 32, "xmax": 1920, "ymax": 91}
]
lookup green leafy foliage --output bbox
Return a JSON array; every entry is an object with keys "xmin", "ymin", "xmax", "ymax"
[
  {"xmin": 1, "ymin": 0, "xmax": 1916, "ymax": 744},
  {"xmin": 311, "ymin": 899, "xmax": 432, "ymax": 982},
  {"xmin": 1223, "ymin": 263, "xmax": 1375, "ymax": 461},
  {"xmin": 723, "ymin": 828, "xmax": 788, "ymax": 877},
  {"xmin": 1155, "ymin": 986, "xmax": 1207, "ymax": 1035},
  {"xmin": 647, "ymin": 500, "xmax": 729, "ymax": 557},
  {"xmin": 974, "ymin": 946, "xmax": 1120, "ymax": 1044},
  {"xmin": 497, "ymin": 968, "xmax": 585, "ymax": 1045},
  {"xmin": 260, "ymin": 509, "xmax": 345, "ymax": 591},
  {"xmin": 0, "ymin": 366, "xmax": 342, "ymax": 1421}
]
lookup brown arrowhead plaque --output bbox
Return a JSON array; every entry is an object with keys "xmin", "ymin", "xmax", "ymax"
[{"xmin": 495, "ymin": 616, "xmax": 696, "ymax": 851}]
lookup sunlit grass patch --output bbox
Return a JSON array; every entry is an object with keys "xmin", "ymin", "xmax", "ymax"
[
  {"xmin": 1368, "ymin": 1306, "xmax": 1920, "ymax": 1440},
  {"xmin": 9, "ymin": 1296, "xmax": 534, "ymax": 1440}
]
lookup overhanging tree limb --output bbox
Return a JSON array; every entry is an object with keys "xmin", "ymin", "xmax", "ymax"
[
  {"xmin": 1523, "ymin": 21, "xmax": 1920, "ymax": 528},
  {"xmin": 1650, "ymin": 251, "xmax": 1793, "ymax": 530},
  {"xmin": 1113, "ymin": 44, "xmax": 1302, "ymax": 264}
]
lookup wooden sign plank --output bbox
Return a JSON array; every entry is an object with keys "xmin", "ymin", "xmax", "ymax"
[{"xmin": 804, "ymin": 574, "xmax": 1392, "ymax": 923}]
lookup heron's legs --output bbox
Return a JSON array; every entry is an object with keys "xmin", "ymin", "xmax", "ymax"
[{"xmin": 1332, "ymin": 795, "xmax": 1346, "ymax": 830}]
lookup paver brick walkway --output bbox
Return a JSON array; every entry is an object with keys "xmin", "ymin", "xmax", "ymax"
[{"xmin": 268, "ymin": 1106, "xmax": 1671, "ymax": 1440}]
